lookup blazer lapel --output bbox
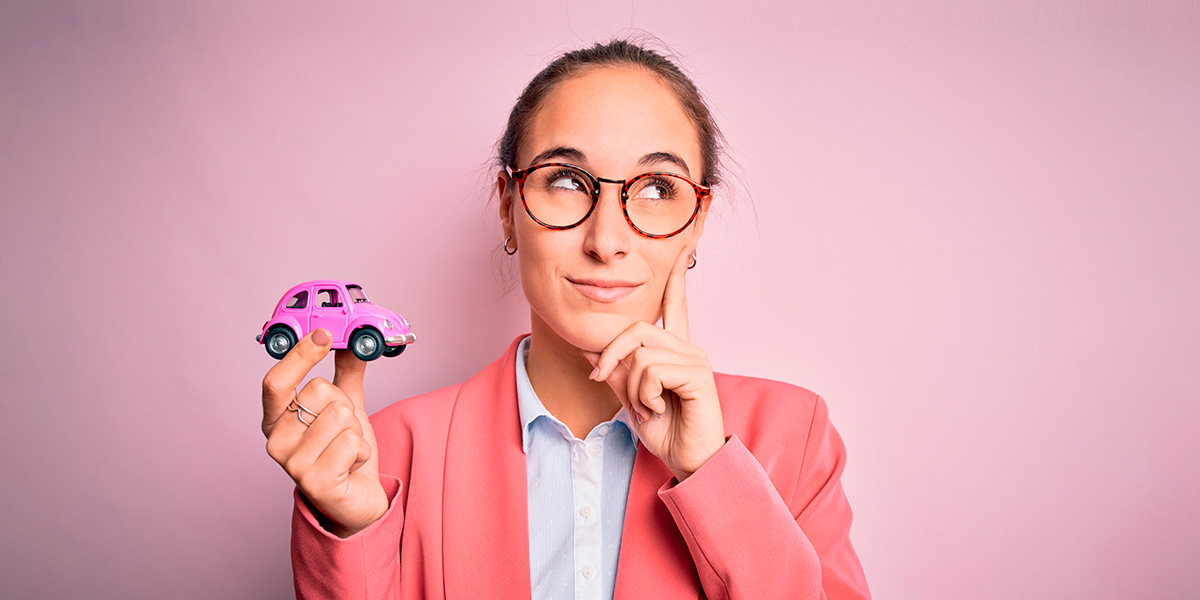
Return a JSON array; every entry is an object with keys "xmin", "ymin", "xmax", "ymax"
[
  {"xmin": 442, "ymin": 336, "xmax": 533, "ymax": 599},
  {"xmin": 613, "ymin": 441, "xmax": 702, "ymax": 599}
]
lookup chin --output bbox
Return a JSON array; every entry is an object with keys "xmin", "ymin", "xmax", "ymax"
[{"xmin": 552, "ymin": 310, "xmax": 655, "ymax": 352}]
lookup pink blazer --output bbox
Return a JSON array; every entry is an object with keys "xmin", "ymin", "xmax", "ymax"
[{"xmin": 291, "ymin": 335, "xmax": 871, "ymax": 599}]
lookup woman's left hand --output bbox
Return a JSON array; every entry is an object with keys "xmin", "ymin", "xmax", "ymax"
[{"xmin": 582, "ymin": 248, "xmax": 726, "ymax": 483}]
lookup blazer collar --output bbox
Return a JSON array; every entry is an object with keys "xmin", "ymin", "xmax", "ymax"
[{"xmin": 442, "ymin": 334, "xmax": 699, "ymax": 599}]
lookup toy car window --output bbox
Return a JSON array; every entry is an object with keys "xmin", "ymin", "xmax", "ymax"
[
  {"xmin": 317, "ymin": 288, "xmax": 342, "ymax": 308},
  {"xmin": 347, "ymin": 285, "xmax": 369, "ymax": 304},
  {"xmin": 285, "ymin": 290, "xmax": 308, "ymax": 309}
]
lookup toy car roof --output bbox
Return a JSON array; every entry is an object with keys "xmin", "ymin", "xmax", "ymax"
[
  {"xmin": 279, "ymin": 279, "xmax": 363, "ymax": 295},
  {"xmin": 274, "ymin": 280, "xmax": 368, "ymax": 308}
]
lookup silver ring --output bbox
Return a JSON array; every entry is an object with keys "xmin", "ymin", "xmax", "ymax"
[{"xmin": 287, "ymin": 394, "xmax": 319, "ymax": 427}]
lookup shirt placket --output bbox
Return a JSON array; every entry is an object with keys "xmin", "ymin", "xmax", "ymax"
[{"xmin": 570, "ymin": 428, "xmax": 606, "ymax": 600}]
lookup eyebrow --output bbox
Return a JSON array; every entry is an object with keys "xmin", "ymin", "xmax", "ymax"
[{"xmin": 528, "ymin": 146, "xmax": 693, "ymax": 178}]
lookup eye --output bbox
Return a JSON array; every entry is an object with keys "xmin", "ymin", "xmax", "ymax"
[
  {"xmin": 543, "ymin": 168, "xmax": 590, "ymax": 193},
  {"xmin": 632, "ymin": 176, "xmax": 678, "ymax": 201},
  {"xmin": 549, "ymin": 176, "xmax": 585, "ymax": 191}
]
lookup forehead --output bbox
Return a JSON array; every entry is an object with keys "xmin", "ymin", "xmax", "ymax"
[{"xmin": 523, "ymin": 66, "xmax": 702, "ymax": 174}]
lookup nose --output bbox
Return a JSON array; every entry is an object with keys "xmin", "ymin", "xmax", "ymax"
[{"xmin": 582, "ymin": 182, "xmax": 631, "ymax": 263}]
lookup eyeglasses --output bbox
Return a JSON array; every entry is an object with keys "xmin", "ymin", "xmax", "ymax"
[{"xmin": 506, "ymin": 162, "xmax": 711, "ymax": 239}]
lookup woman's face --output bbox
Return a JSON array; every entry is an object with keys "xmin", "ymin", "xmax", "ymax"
[{"xmin": 499, "ymin": 65, "xmax": 710, "ymax": 352}]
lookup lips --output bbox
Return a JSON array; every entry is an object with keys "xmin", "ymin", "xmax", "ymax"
[{"xmin": 567, "ymin": 277, "xmax": 642, "ymax": 302}]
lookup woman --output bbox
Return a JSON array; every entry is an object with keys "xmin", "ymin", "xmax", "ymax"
[{"xmin": 262, "ymin": 39, "xmax": 871, "ymax": 599}]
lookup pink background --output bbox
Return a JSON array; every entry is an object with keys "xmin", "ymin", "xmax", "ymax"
[{"xmin": 2, "ymin": 1, "xmax": 1197, "ymax": 598}]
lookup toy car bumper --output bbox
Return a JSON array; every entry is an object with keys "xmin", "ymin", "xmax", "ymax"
[
  {"xmin": 385, "ymin": 332, "xmax": 417, "ymax": 345},
  {"xmin": 255, "ymin": 333, "xmax": 262, "ymax": 343}
]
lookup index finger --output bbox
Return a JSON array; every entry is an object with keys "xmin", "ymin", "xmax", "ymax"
[
  {"xmin": 661, "ymin": 246, "xmax": 691, "ymax": 342},
  {"xmin": 261, "ymin": 328, "xmax": 333, "ymax": 429}
]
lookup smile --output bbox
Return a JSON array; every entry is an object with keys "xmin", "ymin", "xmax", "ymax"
[{"xmin": 567, "ymin": 278, "xmax": 642, "ymax": 303}]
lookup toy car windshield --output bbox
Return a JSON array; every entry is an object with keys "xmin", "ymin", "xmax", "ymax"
[{"xmin": 347, "ymin": 284, "xmax": 370, "ymax": 304}]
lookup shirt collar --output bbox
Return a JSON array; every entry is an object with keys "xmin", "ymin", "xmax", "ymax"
[{"xmin": 515, "ymin": 335, "xmax": 639, "ymax": 453}]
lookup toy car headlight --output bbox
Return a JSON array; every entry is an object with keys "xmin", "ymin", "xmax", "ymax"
[{"xmin": 384, "ymin": 319, "xmax": 393, "ymax": 329}]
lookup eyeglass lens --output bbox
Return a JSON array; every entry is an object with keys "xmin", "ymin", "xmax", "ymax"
[{"xmin": 522, "ymin": 165, "xmax": 697, "ymax": 236}]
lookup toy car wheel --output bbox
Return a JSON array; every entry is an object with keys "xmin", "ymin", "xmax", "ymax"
[
  {"xmin": 350, "ymin": 328, "xmax": 384, "ymax": 361},
  {"xmin": 382, "ymin": 344, "xmax": 406, "ymax": 358},
  {"xmin": 264, "ymin": 326, "xmax": 297, "ymax": 360}
]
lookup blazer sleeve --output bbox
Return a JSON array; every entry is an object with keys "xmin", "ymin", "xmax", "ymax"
[
  {"xmin": 657, "ymin": 395, "xmax": 871, "ymax": 600},
  {"xmin": 290, "ymin": 473, "xmax": 406, "ymax": 599}
]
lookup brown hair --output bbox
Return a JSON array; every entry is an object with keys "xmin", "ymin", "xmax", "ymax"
[{"xmin": 497, "ymin": 38, "xmax": 725, "ymax": 188}]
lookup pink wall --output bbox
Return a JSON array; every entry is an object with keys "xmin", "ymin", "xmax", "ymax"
[{"xmin": 2, "ymin": 1, "xmax": 1197, "ymax": 598}]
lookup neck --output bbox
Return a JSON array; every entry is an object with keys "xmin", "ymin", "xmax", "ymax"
[{"xmin": 525, "ymin": 313, "xmax": 623, "ymax": 440}]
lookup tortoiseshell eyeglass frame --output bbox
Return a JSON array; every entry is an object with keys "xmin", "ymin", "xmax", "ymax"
[{"xmin": 505, "ymin": 162, "xmax": 711, "ymax": 239}]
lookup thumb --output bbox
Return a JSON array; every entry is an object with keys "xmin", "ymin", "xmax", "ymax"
[{"xmin": 334, "ymin": 348, "xmax": 368, "ymax": 411}]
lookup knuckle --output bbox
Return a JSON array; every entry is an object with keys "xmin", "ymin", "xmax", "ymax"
[
  {"xmin": 330, "ymin": 428, "xmax": 362, "ymax": 459},
  {"xmin": 296, "ymin": 468, "xmax": 322, "ymax": 494},
  {"xmin": 330, "ymin": 404, "xmax": 364, "ymax": 435},
  {"xmin": 262, "ymin": 372, "xmax": 290, "ymax": 398},
  {"xmin": 283, "ymin": 454, "xmax": 304, "ymax": 481},
  {"xmin": 641, "ymin": 379, "xmax": 657, "ymax": 397},
  {"xmin": 627, "ymin": 348, "xmax": 645, "ymax": 370},
  {"xmin": 265, "ymin": 435, "xmax": 286, "ymax": 464},
  {"xmin": 307, "ymin": 377, "xmax": 332, "ymax": 394},
  {"xmin": 326, "ymin": 401, "xmax": 353, "ymax": 421}
]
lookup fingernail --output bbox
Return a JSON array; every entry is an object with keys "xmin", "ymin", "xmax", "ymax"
[
  {"xmin": 313, "ymin": 328, "xmax": 331, "ymax": 346},
  {"xmin": 588, "ymin": 367, "xmax": 599, "ymax": 380},
  {"xmin": 635, "ymin": 411, "xmax": 644, "ymax": 425}
]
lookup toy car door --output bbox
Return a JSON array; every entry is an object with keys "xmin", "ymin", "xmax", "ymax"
[{"xmin": 309, "ymin": 286, "xmax": 350, "ymax": 344}]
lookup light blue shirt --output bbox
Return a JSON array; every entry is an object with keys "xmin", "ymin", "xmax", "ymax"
[{"xmin": 515, "ymin": 335, "xmax": 639, "ymax": 600}]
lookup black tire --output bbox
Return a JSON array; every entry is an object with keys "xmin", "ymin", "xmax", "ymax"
[
  {"xmin": 382, "ymin": 344, "xmax": 407, "ymax": 358},
  {"xmin": 264, "ymin": 326, "xmax": 297, "ymax": 360},
  {"xmin": 350, "ymin": 327, "xmax": 385, "ymax": 361}
]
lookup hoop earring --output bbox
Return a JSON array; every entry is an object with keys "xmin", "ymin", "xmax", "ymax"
[
  {"xmin": 503, "ymin": 236, "xmax": 517, "ymax": 255},
  {"xmin": 687, "ymin": 249, "xmax": 698, "ymax": 270}
]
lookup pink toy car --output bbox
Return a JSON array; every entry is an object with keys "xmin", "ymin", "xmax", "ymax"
[{"xmin": 256, "ymin": 280, "xmax": 416, "ymax": 361}]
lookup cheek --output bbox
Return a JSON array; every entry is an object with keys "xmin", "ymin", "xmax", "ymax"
[
  {"xmin": 518, "ymin": 255, "xmax": 553, "ymax": 304},
  {"xmin": 643, "ymin": 241, "xmax": 686, "ymax": 293},
  {"xmin": 515, "ymin": 228, "xmax": 570, "ymax": 302}
]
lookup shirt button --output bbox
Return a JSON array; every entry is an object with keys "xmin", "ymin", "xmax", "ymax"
[
  {"xmin": 579, "ymin": 506, "xmax": 593, "ymax": 519},
  {"xmin": 588, "ymin": 445, "xmax": 601, "ymax": 456},
  {"xmin": 581, "ymin": 564, "xmax": 596, "ymax": 579},
  {"xmin": 598, "ymin": 424, "xmax": 610, "ymax": 435}
]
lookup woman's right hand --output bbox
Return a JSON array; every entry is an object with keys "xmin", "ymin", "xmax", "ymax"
[{"xmin": 262, "ymin": 328, "xmax": 389, "ymax": 538}]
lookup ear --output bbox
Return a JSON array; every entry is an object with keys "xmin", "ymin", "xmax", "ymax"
[{"xmin": 497, "ymin": 170, "xmax": 516, "ymax": 240}]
